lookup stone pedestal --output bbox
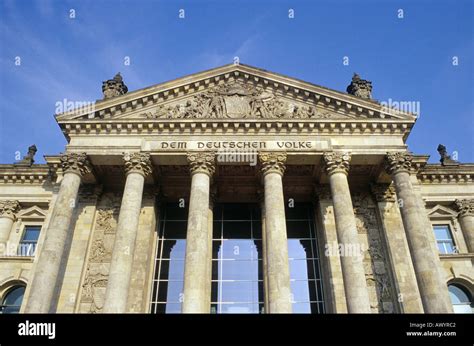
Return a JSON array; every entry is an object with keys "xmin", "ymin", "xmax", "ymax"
[
  {"xmin": 371, "ymin": 184, "xmax": 424, "ymax": 313},
  {"xmin": 385, "ymin": 152, "xmax": 452, "ymax": 313},
  {"xmin": 454, "ymin": 199, "xmax": 474, "ymax": 253},
  {"xmin": 25, "ymin": 153, "xmax": 91, "ymax": 313},
  {"xmin": 182, "ymin": 152, "xmax": 215, "ymax": 313},
  {"xmin": 323, "ymin": 152, "xmax": 371, "ymax": 313},
  {"xmin": 259, "ymin": 152, "xmax": 292, "ymax": 313},
  {"xmin": 0, "ymin": 200, "xmax": 20, "ymax": 245},
  {"xmin": 103, "ymin": 153, "xmax": 152, "ymax": 313}
]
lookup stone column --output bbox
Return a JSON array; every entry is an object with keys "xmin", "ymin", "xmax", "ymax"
[
  {"xmin": 371, "ymin": 184, "xmax": 424, "ymax": 313},
  {"xmin": 0, "ymin": 200, "xmax": 20, "ymax": 245},
  {"xmin": 259, "ymin": 152, "xmax": 292, "ymax": 313},
  {"xmin": 25, "ymin": 153, "xmax": 91, "ymax": 313},
  {"xmin": 182, "ymin": 152, "xmax": 215, "ymax": 313},
  {"xmin": 454, "ymin": 199, "xmax": 474, "ymax": 253},
  {"xmin": 103, "ymin": 153, "xmax": 152, "ymax": 313},
  {"xmin": 385, "ymin": 152, "xmax": 452, "ymax": 313},
  {"xmin": 323, "ymin": 152, "xmax": 371, "ymax": 313}
]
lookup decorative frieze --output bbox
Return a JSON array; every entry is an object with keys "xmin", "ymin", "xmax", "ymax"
[
  {"xmin": 123, "ymin": 152, "xmax": 152, "ymax": 177},
  {"xmin": 385, "ymin": 152, "xmax": 413, "ymax": 175},
  {"xmin": 60, "ymin": 152, "xmax": 92, "ymax": 176},
  {"xmin": 258, "ymin": 152, "xmax": 287, "ymax": 176},
  {"xmin": 187, "ymin": 152, "xmax": 216, "ymax": 176},
  {"xmin": 323, "ymin": 152, "xmax": 351, "ymax": 176}
]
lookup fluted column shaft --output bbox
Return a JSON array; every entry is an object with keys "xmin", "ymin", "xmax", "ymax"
[
  {"xmin": 25, "ymin": 153, "xmax": 91, "ymax": 313},
  {"xmin": 323, "ymin": 152, "xmax": 371, "ymax": 313},
  {"xmin": 0, "ymin": 200, "xmax": 20, "ymax": 244},
  {"xmin": 182, "ymin": 152, "xmax": 215, "ymax": 313},
  {"xmin": 259, "ymin": 152, "xmax": 292, "ymax": 313},
  {"xmin": 454, "ymin": 199, "xmax": 474, "ymax": 252},
  {"xmin": 385, "ymin": 152, "xmax": 452, "ymax": 313},
  {"xmin": 103, "ymin": 153, "xmax": 152, "ymax": 313}
]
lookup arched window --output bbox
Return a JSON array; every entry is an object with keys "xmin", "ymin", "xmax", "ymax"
[
  {"xmin": 1, "ymin": 286, "xmax": 25, "ymax": 314},
  {"xmin": 448, "ymin": 284, "xmax": 473, "ymax": 313}
]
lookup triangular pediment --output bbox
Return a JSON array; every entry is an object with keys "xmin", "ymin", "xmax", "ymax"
[
  {"xmin": 17, "ymin": 205, "xmax": 47, "ymax": 219},
  {"xmin": 427, "ymin": 205, "xmax": 458, "ymax": 218},
  {"xmin": 56, "ymin": 64, "xmax": 417, "ymax": 122}
]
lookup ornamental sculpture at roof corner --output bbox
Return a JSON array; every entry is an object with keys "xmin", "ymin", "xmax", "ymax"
[
  {"xmin": 346, "ymin": 73, "xmax": 373, "ymax": 99},
  {"xmin": 102, "ymin": 72, "xmax": 128, "ymax": 99},
  {"xmin": 14, "ymin": 144, "xmax": 37, "ymax": 167},
  {"xmin": 437, "ymin": 144, "xmax": 459, "ymax": 166}
]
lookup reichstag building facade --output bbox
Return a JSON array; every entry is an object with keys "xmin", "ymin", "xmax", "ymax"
[{"xmin": 0, "ymin": 64, "xmax": 472, "ymax": 314}]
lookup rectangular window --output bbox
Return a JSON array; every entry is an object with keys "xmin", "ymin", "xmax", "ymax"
[
  {"xmin": 150, "ymin": 203, "xmax": 188, "ymax": 314},
  {"xmin": 211, "ymin": 203, "xmax": 264, "ymax": 314},
  {"xmin": 286, "ymin": 203, "xmax": 325, "ymax": 314},
  {"xmin": 433, "ymin": 224, "xmax": 456, "ymax": 254},
  {"xmin": 18, "ymin": 225, "xmax": 41, "ymax": 256}
]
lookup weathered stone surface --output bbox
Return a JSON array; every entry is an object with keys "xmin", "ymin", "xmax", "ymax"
[
  {"xmin": 385, "ymin": 152, "xmax": 452, "ymax": 313},
  {"xmin": 182, "ymin": 156, "xmax": 214, "ymax": 313},
  {"xmin": 260, "ymin": 152, "xmax": 292, "ymax": 313},
  {"xmin": 103, "ymin": 153, "xmax": 152, "ymax": 312},
  {"xmin": 454, "ymin": 199, "xmax": 474, "ymax": 252}
]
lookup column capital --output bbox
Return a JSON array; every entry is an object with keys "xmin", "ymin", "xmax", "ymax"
[
  {"xmin": 370, "ymin": 183, "xmax": 397, "ymax": 203},
  {"xmin": 259, "ymin": 152, "xmax": 287, "ymax": 176},
  {"xmin": 323, "ymin": 151, "xmax": 351, "ymax": 176},
  {"xmin": 385, "ymin": 152, "xmax": 413, "ymax": 175},
  {"xmin": 60, "ymin": 152, "xmax": 92, "ymax": 177},
  {"xmin": 454, "ymin": 199, "xmax": 474, "ymax": 217},
  {"xmin": 187, "ymin": 152, "xmax": 216, "ymax": 177},
  {"xmin": 0, "ymin": 200, "xmax": 20, "ymax": 220},
  {"xmin": 123, "ymin": 152, "xmax": 152, "ymax": 177}
]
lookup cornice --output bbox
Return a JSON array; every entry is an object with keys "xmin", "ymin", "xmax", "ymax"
[
  {"xmin": 58, "ymin": 118, "xmax": 414, "ymax": 141},
  {"xmin": 417, "ymin": 164, "xmax": 474, "ymax": 184},
  {"xmin": 0, "ymin": 165, "xmax": 53, "ymax": 185}
]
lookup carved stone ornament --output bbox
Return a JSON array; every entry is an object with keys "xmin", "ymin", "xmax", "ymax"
[
  {"xmin": 314, "ymin": 185, "xmax": 332, "ymax": 200},
  {"xmin": 187, "ymin": 152, "xmax": 216, "ymax": 176},
  {"xmin": 15, "ymin": 144, "xmax": 37, "ymax": 167},
  {"xmin": 384, "ymin": 152, "xmax": 413, "ymax": 175},
  {"xmin": 123, "ymin": 152, "xmax": 152, "ymax": 177},
  {"xmin": 60, "ymin": 152, "xmax": 92, "ymax": 176},
  {"xmin": 370, "ymin": 184, "xmax": 396, "ymax": 203},
  {"xmin": 102, "ymin": 72, "xmax": 128, "ymax": 99},
  {"xmin": 346, "ymin": 73, "xmax": 372, "ymax": 99},
  {"xmin": 142, "ymin": 81, "xmax": 324, "ymax": 120},
  {"xmin": 437, "ymin": 144, "xmax": 458, "ymax": 166},
  {"xmin": 454, "ymin": 199, "xmax": 474, "ymax": 217},
  {"xmin": 0, "ymin": 200, "xmax": 20, "ymax": 219},
  {"xmin": 259, "ymin": 152, "xmax": 287, "ymax": 176},
  {"xmin": 323, "ymin": 152, "xmax": 351, "ymax": 176}
]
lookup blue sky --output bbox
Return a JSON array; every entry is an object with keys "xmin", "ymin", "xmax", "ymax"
[{"xmin": 0, "ymin": 0, "xmax": 472, "ymax": 164}]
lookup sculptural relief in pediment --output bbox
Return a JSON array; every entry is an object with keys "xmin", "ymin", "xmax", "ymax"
[{"xmin": 140, "ymin": 82, "xmax": 348, "ymax": 120}]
